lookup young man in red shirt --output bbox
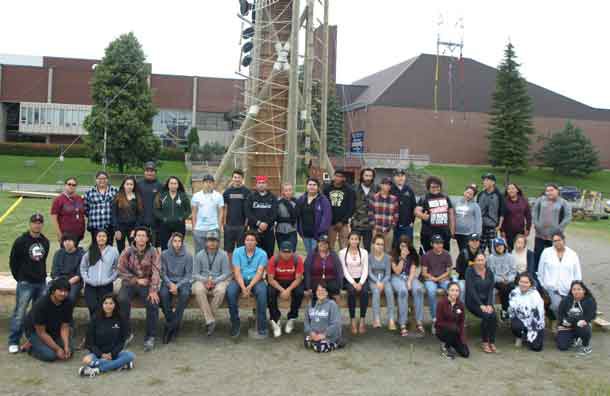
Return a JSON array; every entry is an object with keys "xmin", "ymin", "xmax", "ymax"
[{"xmin": 267, "ymin": 241, "xmax": 305, "ymax": 338}]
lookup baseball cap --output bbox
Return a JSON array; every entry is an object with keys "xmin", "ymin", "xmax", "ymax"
[
  {"xmin": 334, "ymin": 169, "xmax": 347, "ymax": 176},
  {"xmin": 481, "ymin": 173, "xmax": 496, "ymax": 182},
  {"xmin": 468, "ymin": 233, "xmax": 481, "ymax": 241},
  {"xmin": 144, "ymin": 161, "xmax": 157, "ymax": 170},
  {"xmin": 202, "ymin": 174, "xmax": 215, "ymax": 182},
  {"xmin": 206, "ymin": 230, "xmax": 220, "ymax": 241},
  {"xmin": 431, "ymin": 234, "xmax": 444, "ymax": 244},
  {"xmin": 30, "ymin": 213, "xmax": 44, "ymax": 223},
  {"xmin": 255, "ymin": 175, "xmax": 268, "ymax": 183},
  {"xmin": 393, "ymin": 169, "xmax": 406, "ymax": 176},
  {"xmin": 318, "ymin": 234, "xmax": 329, "ymax": 243},
  {"xmin": 381, "ymin": 177, "xmax": 393, "ymax": 185},
  {"xmin": 494, "ymin": 237, "xmax": 506, "ymax": 247},
  {"xmin": 279, "ymin": 241, "xmax": 293, "ymax": 252}
]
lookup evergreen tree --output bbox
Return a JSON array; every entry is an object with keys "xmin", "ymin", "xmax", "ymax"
[
  {"xmin": 538, "ymin": 121, "xmax": 600, "ymax": 177},
  {"xmin": 84, "ymin": 32, "xmax": 160, "ymax": 173},
  {"xmin": 311, "ymin": 82, "xmax": 344, "ymax": 156},
  {"xmin": 487, "ymin": 42, "xmax": 534, "ymax": 182},
  {"xmin": 187, "ymin": 127, "xmax": 200, "ymax": 152}
]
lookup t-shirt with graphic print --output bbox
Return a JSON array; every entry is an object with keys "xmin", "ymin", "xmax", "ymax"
[
  {"xmin": 323, "ymin": 183, "xmax": 355, "ymax": 225},
  {"xmin": 417, "ymin": 193, "xmax": 453, "ymax": 236}
]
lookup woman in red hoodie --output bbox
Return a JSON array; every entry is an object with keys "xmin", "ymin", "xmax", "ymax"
[
  {"xmin": 435, "ymin": 282, "xmax": 469, "ymax": 359},
  {"xmin": 501, "ymin": 183, "xmax": 532, "ymax": 251}
]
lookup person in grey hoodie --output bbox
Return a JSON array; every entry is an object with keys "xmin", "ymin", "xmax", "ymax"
[
  {"xmin": 50, "ymin": 233, "xmax": 85, "ymax": 305},
  {"xmin": 159, "ymin": 232, "xmax": 193, "ymax": 344},
  {"xmin": 192, "ymin": 230, "xmax": 232, "ymax": 336},
  {"xmin": 304, "ymin": 281, "xmax": 344, "ymax": 353},
  {"xmin": 487, "ymin": 238, "xmax": 516, "ymax": 319},
  {"xmin": 454, "ymin": 185, "xmax": 482, "ymax": 252},
  {"xmin": 532, "ymin": 183, "xmax": 572, "ymax": 266},
  {"xmin": 80, "ymin": 229, "xmax": 120, "ymax": 317}
]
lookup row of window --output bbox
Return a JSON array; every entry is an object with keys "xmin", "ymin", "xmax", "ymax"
[{"xmin": 19, "ymin": 103, "xmax": 90, "ymax": 129}]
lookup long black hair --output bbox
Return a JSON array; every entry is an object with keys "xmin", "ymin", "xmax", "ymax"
[
  {"xmin": 570, "ymin": 280, "xmax": 596, "ymax": 303},
  {"xmin": 344, "ymin": 230, "xmax": 362, "ymax": 265},
  {"xmin": 162, "ymin": 176, "xmax": 186, "ymax": 193},
  {"xmin": 88, "ymin": 229, "xmax": 109, "ymax": 266},
  {"xmin": 391, "ymin": 235, "xmax": 419, "ymax": 267},
  {"xmin": 95, "ymin": 293, "xmax": 121, "ymax": 321},
  {"xmin": 115, "ymin": 175, "xmax": 143, "ymax": 212}
]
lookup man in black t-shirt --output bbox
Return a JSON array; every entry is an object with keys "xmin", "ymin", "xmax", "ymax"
[
  {"xmin": 137, "ymin": 161, "xmax": 163, "ymax": 249},
  {"xmin": 22, "ymin": 277, "xmax": 73, "ymax": 362},
  {"xmin": 415, "ymin": 176, "xmax": 455, "ymax": 253},
  {"xmin": 222, "ymin": 169, "xmax": 251, "ymax": 259}
]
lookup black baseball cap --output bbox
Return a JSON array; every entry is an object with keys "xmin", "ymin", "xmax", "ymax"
[
  {"xmin": 334, "ymin": 169, "xmax": 347, "ymax": 176},
  {"xmin": 206, "ymin": 230, "xmax": 220, "ymax": 240},
  {"xmin": 203, "ymin": 174, "xmax": 215, "ymax": 182},
  {"xmin": 144, "ymin": 161, "xmax": 157, "ymax": 170},
  {"xmin": 431, "ymin": 234, "xmax": 444, "ymax": 244},
  {"xmin": 393, "ymin": 169, "xmax": 406, "ymax": 176},
  {"xmin": 30, "ymin": 213, "xmax": 44, "ymax": 223},
  {"xmin": 481, "ymin": 173, "xmax": 496, "ymax": 182},
  {"xmin": 318, "ymin": 234, "xmax": 329, "ymax": 243},
  {"xmin": 280, "ymin": 241, "xmax": 293, "ymax": 252},
  {"xmin": 468, "ymin": 233, "xmax": 481, "ymax": 241}
]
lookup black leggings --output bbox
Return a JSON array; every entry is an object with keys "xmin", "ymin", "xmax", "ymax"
[
  {"xmin": 556, "ymin": 325, "xmax": 592, "ymax": 350},
  {"xmin": 437, "ymin": 327, "xmax": 470, "ymax": 357},
  {"xmin": 467, "ymin": 303, "xmax": 497, "ymax": 343},
  {"xmin": 345, "ymin": 278, "xmax": 369, "ymax": 319},
  {"xmin": 511, "ymin": 318, "xmax": 544, "ymax": 351},
  {"xmin": 495, "ymin": 282, "xmax": 513, "ymax": 312}
]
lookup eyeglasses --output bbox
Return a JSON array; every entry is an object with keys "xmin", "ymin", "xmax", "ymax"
[{"xmin": 66, "ymin": 183, "xmax": 77, "ymax": 187}]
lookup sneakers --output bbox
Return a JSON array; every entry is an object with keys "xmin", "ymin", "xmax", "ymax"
[
  {"xmin": 206, "ymin": 321, "xmax": 216, "ymax": 337},
  {"xmin": 572, "ymin": 338, "xmax": 583, "ymax": 349},
  {"xmin": 270, "ymin": 320, "xmax": 282, "ymax": 338},
  {"xmin": 230, "ymin": 322, "xmax": 241, "ymax": 338},
  {"xmin": 285, "ymin": 319, "xmax": 295, "ymax": 335},
  {"xmin": 79, "ymin": 366, "xmax": 100, "ymax": 377},
  {"xmin": 577, "ymin": 346, "xmax": 592, "ymax": 356},
  {"xmin": 143, "ymin": 337, "xmax": 155, "ymax": 352},
  {"xmin": 431, "ymin": 319, "xmax": 437, "ymax": 336},
  {"xmin": 8, "ymin": 345, "xmax": 19, "ymax": 354},
  {"xmin": 124, "ymin": 333, "xmax": 135, "ymax": 349},
  {"xmin": 119, "ymin": 361, "xmax": 135, "ymax": 371},
  {"xmin": 440, "ymin": 344, "xmax": 455, "ymax": 360},
  {"xmin": 514, "ymin": 338, "xmax": 523, "ymax": 348}
]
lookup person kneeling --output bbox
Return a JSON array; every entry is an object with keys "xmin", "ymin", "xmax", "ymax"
[
  {"xmin": 508, "ymin": 272, "xmax": 545, "ymax": 351},
  {"xmin": 267, "ymin": 241, "xmax": 305, "ymax": 338},
  {"xmin": 435, "ymin": 282, "xmax": 470, "ymax": 359},
  {"xmin": 556, "ymin": 281, "xmax": 596, "ymax": 356},
  {"xmin": 79, "ymin": 294, "xmax": 135, "ymax": 377},
  {"xmin": 304, "ymin": 281, "xmax": 344, "ymax": 353}
]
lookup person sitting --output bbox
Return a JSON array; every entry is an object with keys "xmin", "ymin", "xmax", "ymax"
[
  {"xmin": 159, "ymin": 232, "xmax": 192, "ymax": 344},
  {"xmin": 267, "ymin": 241, "xmax": 305, "ymax": 338},
  {"xmin": 117, "ymin": 227, "xmax": 160, "ymax": 352},
  {"xmin": 421, "ymin": 234, "xmax": 452, "ymax": 334},
  {"xmin": 508, "ymin": 272, "xmax": 545, "ymax": 352},
  {"xmin": 50, "ymin": 233, "xmax": 85, "ymax": 306},
  {"xmin": 304, "ymin": 281, "xmax": 344, "ymax": 353},
  {"xmin": 512, "ymin": 234, "xmax": 538, "ymax": 286},
  {"xmin": 435, "ymin": 282, "xmax": 470, "ymax": 359},
  {"xmin": 556, "ymin": 281, "xmax": 597, "ymax": 356},
  {"xmin": 465, "ymin": 253, "xmax": 498, "ymax": 353},
  {"xmin": 303, "ymin": 234, "xmax": 343, "ymax": 302},
  {"xmin": 487, "ymin": 238, "xmax": 517, "ymax": 320},
  {"xmin": 226, "ymin": 231, "xmax": 269, "ymax": 339},
  {"xmin": 21, "ymin": 277, "xmax": 73, "ymax": 362},
  {"xmin": 79, "ymin": 293, "xmax": 135, "ymax": 377},
  {"xmin": 339, "ymin": 231, "xmax": 369, "ymax": 335},
  {"xmin": 538, "ymin": 231, "xmax": 582, "ymax": 320},
  {"xmin": 455, "ymin": 233, "xmax": 482, "ymax": 302},
  {"xmin": 192, "ymin": 230, "xmax": 232, "ymax": 336},
  {"xmin": 368, "ymin": 235, "xmax": 396, "ymax": 330}
]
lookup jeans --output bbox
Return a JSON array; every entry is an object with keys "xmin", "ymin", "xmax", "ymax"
[
  {"xmin": 27, "ymin": 331, "xmax": 70, "ymax": 362},
  {"xmin": 390, "ymin": 276, "xmax": 408, "ymax": 326},
  {"xmin": 268, "ymin": 280, "xmax": 304, "ymax": 322},
  {"xmin": 276, "ymin": 232, "xmax": 298, "ymax": 252},
  {"xmin": 408, "ymin": 278, "xmax": 425, "ymax": 323},
  {"xmin": 437, "ymin": 327, "xmax": 470, "ymax": 357},
  {"xmin": 118, "ymin": 284, "xmax": 159, "ymax": 338},
  {"xmin": 369, "ymin": 279, "xmax": 395, "ymax": 322},
  {"xmin": 393, "ymin": 225, "xmax": 414, "ymax": 249},
  {"xmin": 345, "ymin": 279, "xmax": 369, "ymax": 319},
  {"xmin": 556, "ymin": 325, "xmax": 592, "ymax": 350},
  {"xmin": 547, "ymin": 290, "xmax": 565, "ymax": 320},
  {"xmin": 302, "ymin": 238, "xmax": 317, "ymax": 256},
  {"xmin": 467, "ymin": 303, "xmax": 497, "ymax": 343},
  {"xmin": 115, "ymin": 225, "xmax": 135, "ymax": 253},
  {"xmin": 8, "ymin": 281, "xmax": 45, "ymax": 346},
  {"xmin": 534, "ymin": 237, "xmax": 553, "ymax": 268},
  {"xmin": 256, "ymin": 229, "xmax": 275, "ymax": 260},
  {"xmin": 84, "ymin": 284, "xmax": 114, "ymax": 317},
  {"xmin": 193, "ymin": 229, "xmax": 219, "ymax": 255},
  {"xmin": 511, "ymin": 318, "xmax": 544, "ymax": 351},
  {"xmin": 226, "ymin": 280, "xmax": 268, "ymax": 334},
  {"xmin": 85, "ymin": 351, "xmax": 135, "ymax": 372},
  {"xmin": 424, "ymin": 279, "xmax": 450, "ymax": 320},
  {"xmin": 457, "ymin": 279, "xmax": 466, "ymax": 303},
  {"xmin": 159, "ymin": 282, "xmax": 192, "ymax": 329}
]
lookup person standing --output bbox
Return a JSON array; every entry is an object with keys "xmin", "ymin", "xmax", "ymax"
[
  {"xmin": 465, "ymin": 253, "xmax": 498, "ymax": 353},
  {"xmin": 159, "ymin": 233, "xmax": 192, "ymax": 344},
  {"xmin": 267, "ymin": 241, "xmax": 305, "ymax": 338},
  {"xmin": 137, "ymin": 161, "xmax": 163, "ymax": 249},
  {"xmin": 50, "ymin": 234, "xmax": 84, "ymax": 306},
  {"xmin": 154, "ymin": 176, "xmax": 191, "ymax": 251},
  {"xmin": 275, "ymin": 183, "xmax": 298, "ymax": 252},
  {"xmin": 454, "ymin": 185, "xmax": 482, "ymax": 252},
  {"xmin": 245, "ymin": 175, "xmax": 277, "ymax": 259},
  {"xmin": 421, "ymin": 234, "xmax": 452, "ymax": 332},
  {"xmin": 222, "ymin": 169, "xmax": 250, "ymax": 260},
  {"xmin": 191, "ymin": 174, "xmax": 224, "ymax": 255},
  {"xmin": 501, "ymin": 183, "xmax": 532, "ymax": 251},
  {"xmin": 323, "ymin": 169, "xmax": 355, "ymax": 251},
  {"xmin": 8, "ymin": 213, "xmax": 50, "ymax": 354},
  {"xmin": 415, "ymin": 177, "xmax": 455, "ymax": 252},
  {"xmin": 477, "ymin": 173, "xmax": 505, "ymax": 254},
  {"xmin": 117, "ymin": 227, "xmax": 160, "ymax": 352},
  {"xmin": 339, "ymin": 231, "xmax": 369, "ymax": 335},
  {"xmin": 508, "ymin": 273, "xmax": 545, "ymax": 351},
  {"xmin": 435, "ymin": 282, "xmax": 470, "ymax": 359},
  {"xmin": 368, "ymin": 177, "xmax": 399, "ymax": 253},
  {"xmin": 303, "ymin": 234, "xmax": 343, "ymax": 302},
  {"xmin": 368, "ymin": 235, "xmax": 395, "ymax": 330},
  {"xmin": 84, "ymin": 171, "xmax": 118, "ymax": 246},
  {"xmin": 351, "ymin": 168, "xmax": 377, "ymax": 252},
  {"xmin": 192, "ymin": 231, "xmax": 232, "ymax": 336},
  {"xmin": 532, "ymin": 183, "xmax": 572, "ymax": 265},
  {"xmin": 296, "ymin": 178, "xmax": 332, "ymax": 256},
  {"xmin": 112, "ymin": 176, "xmax": 143, "ymax": 253},
  {"xmin": 50, "ymin": 177, "xmax": 86, "ymax": 244},
  {"xmin": 391, "ymin": 169, "xmax": 417, "ymax": 247},
  {"xmin": 487, "ymin": 238, "xmax": 517, "ymax": 320},
  {"xmin": 556, "ymin": 281, "xmax": 596, "ymax": 356}
]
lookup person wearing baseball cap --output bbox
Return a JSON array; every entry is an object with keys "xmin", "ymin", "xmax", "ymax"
[
  {"xmin": 244, "ymin": 175, "xmax": 278, "ymax": 259},
  {"xmin": 369, "ymin": 177, "xmax": 399, "ymax": 253},
  {"xmin": 477, "ymin": 173, "xmax": 505, "ymax": 254},
  {"xmin": 487, "ymin": 237, "xmax": 517, "ymax": 321},
  {"xmin": 455, "ymin": 233, "xmax": 482, "ymax": 302},
  {"xmin": 421, "ymin": 234, "xmax": 452, "ymax": 332},
  {"xmin": 8, "ymin": 212, "xmax": 51, "ymax": 354},
  {"xmin": 323, "ymin": 169, "xmax": 355, "ymax": 251},
  {"xmin": 267, "ymin": 241, "xmax": 305, "ymax": 338},
  {"xmin": 191, "ymin": 174, "xmax": 224, "ymax": 255},
  {"xmin": 137, "ymin": 161, "xmax": 163, "ymax": 248}
]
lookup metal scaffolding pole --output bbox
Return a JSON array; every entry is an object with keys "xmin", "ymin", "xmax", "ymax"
[
  {"xmin": 283, "ymin": 0, "xmax": 300, "ymax": 186},
  {"xmin": 302, "ymin": 0, "xmax": 315, "ymax": 165},
  {"xmin": 320, "ymin": 0, "xmax": 330, "ymax": 173}
]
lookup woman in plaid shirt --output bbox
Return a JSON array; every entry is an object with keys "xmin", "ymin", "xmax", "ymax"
[{"xmin": 84, "ymin": 171, "xmax": 118, "ymax": 246}]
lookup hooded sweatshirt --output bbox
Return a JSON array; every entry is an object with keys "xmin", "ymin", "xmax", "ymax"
[
  {"xmin": 508, "ymin": 287, "xmax": 545, "ymax": 342},
  {"xmin": 304, "ymin": 298, "xmax": 342, "ymax": 343},
  {"xmin": 85, "ymin": 315, "xmax": 128, "ymax": 359},
  {"xmin": 9, "ymin": 232, "xmax": 50, "ymax": 283},
  {"xmin": 296, "ymin": 193, "xmax": 332, "ymax": 239},
  {"xmin": 245, "ymin": 190, "xmax": 278, "ymax": 229},
  {"xmin": 323, "ymin": 182, "xmax": 355, "ymax": 225},
  {"xmin": 477, "ymin": 187, "xmax": 505, "ymax": 228},
  {"xmin": 537, "ymin": 246, "xmax": 581, "ymax": 296},
  {"xmin": 193, "ymin": 248, "xmax": 231, "ymax": 284},
  {"xmin": 487, "ymin": 250, "xmax": 516, "ymax": 284},
  {"xmin": 51, "ymin": 247, "xmax": 85, "ymax": 279},
  {"xmin": 557, "ymin": 294, "xmax": 597, "ymax": 328},
  {"xmin": 80, "ymin": 246, "xmax": 120, "ymax": 287},
  {"xmin": 160, "ymin": 236, "xmax": 193, "ymax": 288},
  {"xmin": 454, "ymin": 197, "xmax": 482, "ymax": 236},
  {"xmin": 154, "ymin": 190, "xmax": 191, "ymax": 225},
  {"xmin": 532, "ymin": 196, "xmax": 572, "ymax": 240},
  {"xmin": 137, "ymin": 178, "xmax": 163, "ymax": 226}
]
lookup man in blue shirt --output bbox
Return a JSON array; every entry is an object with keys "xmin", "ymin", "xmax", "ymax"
[{"xmin": 226, "ymin": 231, "xmax": 268, "ymax": 338}]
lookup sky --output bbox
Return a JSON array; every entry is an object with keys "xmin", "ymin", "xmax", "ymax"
[{"xmin": 1, "ymin": 1, "xmax": 609, "ymax": 109}]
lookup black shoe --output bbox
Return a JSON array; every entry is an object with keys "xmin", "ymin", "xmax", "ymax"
[
  {"xmin": 207, "ymin": 321, "xmax": 216, "ymax": 337},
  {"xmin": 230, "ymin": 322, "xmax": 241, "ymax": 338},
  {"xmin": 162, "ymin": 326, "xmax": 171, "ymax": 345}
]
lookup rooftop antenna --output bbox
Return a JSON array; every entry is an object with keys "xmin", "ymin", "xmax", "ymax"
[{"xmin": 434, "ymin": 13, "xmax": 464, "ymax": 123}]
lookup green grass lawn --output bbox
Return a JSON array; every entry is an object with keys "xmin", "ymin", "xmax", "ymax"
[{"xmin": 0, "ymin": 155, "xmax": 188, "ymax": 186}]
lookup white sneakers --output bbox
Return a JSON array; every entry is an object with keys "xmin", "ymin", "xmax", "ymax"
[
  {"xmin": 270, "ymin": 320, "xmax": 282, "ymax": 338},
  {"xmin": 8, "ymin": 345, "xmax": 19, "ymax": 354},
  {"xmin": 285, "ymin": 319, "xmax": 295, "ymax": 334},
  {"xmin": 515, "ymin": 338, "xmax": 523, "ymax": 348}
]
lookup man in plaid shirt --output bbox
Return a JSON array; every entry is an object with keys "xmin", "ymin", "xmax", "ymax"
[
  {"xmin": 84, "ymin": 171, "xmax": 118, "ymax": 245},
  {"xmin": 368, "ymin": 177, "xmax": 399, "ymax": 253}
]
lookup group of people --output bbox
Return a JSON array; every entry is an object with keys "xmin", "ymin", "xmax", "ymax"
[{"xmin": 6, "ymin": 162, "xmax": 597, "ymax": 376}]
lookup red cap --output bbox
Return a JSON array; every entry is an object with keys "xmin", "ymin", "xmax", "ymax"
[{"xmin": 255, "ymin": 175, "xmax": 268, "ymax": 183}]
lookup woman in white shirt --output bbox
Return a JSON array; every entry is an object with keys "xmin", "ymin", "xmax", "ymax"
[{"xmin": 339, "ymin": 231, "xmax": 369, "ymax": 335}]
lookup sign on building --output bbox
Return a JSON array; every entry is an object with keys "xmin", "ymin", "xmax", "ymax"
[{"xmin": 350, "ymin": 130, "xmax": 365, "ymax": 154}]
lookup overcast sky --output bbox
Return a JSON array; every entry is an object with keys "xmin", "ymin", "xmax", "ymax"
[{"xmin": 2, "ymin": 1, "xmax": 608, "ymax": 109}]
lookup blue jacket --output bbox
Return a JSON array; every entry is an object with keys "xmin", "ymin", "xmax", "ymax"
[{"xmin": 296, "ymin": 193, "xmax": 332, "ymax": 240}]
